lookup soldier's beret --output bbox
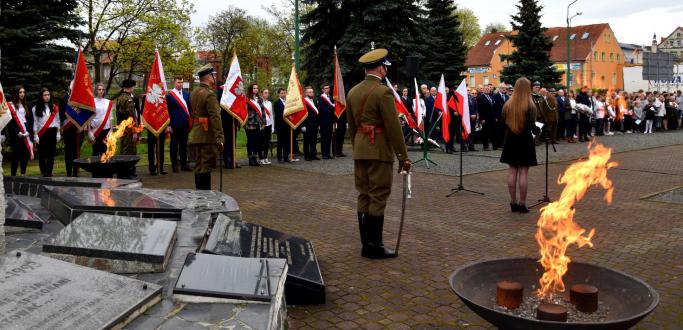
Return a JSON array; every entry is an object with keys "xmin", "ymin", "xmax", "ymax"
[
  {"xmin": 121, "ymin": 79, "xmax": 136, "ymax": 88},
  {"xmin": 359, "ymin": 48, "xmax": 391, "ymax": 68},
  {"xmin": 533, "ymin": 81, "xmax": 541, "ymax": 87},
  {"xmin": 196, "ymin": 64, "xmax": 216, "ymax": 77}
]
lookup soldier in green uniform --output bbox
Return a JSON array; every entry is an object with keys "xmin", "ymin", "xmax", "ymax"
[
  {"xmin": 532, "ymin": 82, "xmax": 557, "ymax": 143},
  {"xmin": 116, "ymin": 79, "xmax": 138, "ymax": 178},
  {"xmin": 189, "ymin": 64, "xmax": 224, "ymax": 190},
  {"xmin": 346, "ymin": 48, "xmax": 411, "ymax": 259}
]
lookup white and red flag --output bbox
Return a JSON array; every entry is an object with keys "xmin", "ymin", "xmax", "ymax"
[
  {"xmin": 332, "ymin": 47, "xmax": 346, "ymax": 118},
  {"xmin": 449, "ymin": 79, "xmax": 471, "ymax": 138},
  {"xmin": 283, "ymin": 65, "xmax": 307, "ymax": 129},
  {"xmin": 220, "ymin": 51, "xmax": 248, "ymax": 126},
  {"xmin": 433, "ymin": 74, "xmax": 450, "ymax": 142},
  {"xmin": 385, "ymin": 77, "xmax": 416, "ymax": 129},
  {"xmin": 142, "ymin": 50, "xmax": 170, "ymax": 136},
  {"xmin": 413, "ymin": 78, "xmax": 424, "ymax": 131}
]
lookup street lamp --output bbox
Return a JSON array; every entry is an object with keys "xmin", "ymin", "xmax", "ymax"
[{"xmin": 566, "ymin": 0, "xmax": 581, "ymax": 91}]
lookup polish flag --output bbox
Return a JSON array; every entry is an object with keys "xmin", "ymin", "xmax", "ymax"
[
  {"xmin": 413, "ymin": 78, "xmax": 424, "ymax": 131},
  {"xmin": 385, "ymin": 77, "xmax": 416, "ymax": 129},
  {"xmin": 141, "ymin": 49, "xmax": 170, "ymax": 137},
  {"xmin": 220, "ymin": 51, "xmax": 248, "ymax": 126},
  {"xmin": 451, "ymin": 79, "xmax": 471, "ymax": 138},
  {"xmin": 332, "ymin": 47, "xmax": 346, "ymax": 118},
  {"xmin": 433, "ymin": 74, "xmax": 450, "ymax": 142}
]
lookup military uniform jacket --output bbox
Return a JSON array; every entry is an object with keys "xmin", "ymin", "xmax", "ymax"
[
  {"xmin": 533, "ymin": 94, "xmax": 557, "ymax": 123},
  {"xmin": 189, "ymin": 83, "xmax": 224, "ymax": 144},
  {"xmin": 346, "ymin": 75, "xmax": 408, "ymax": 163},
  {"xmin": 116, "ymin": 92, "xmax": 136, "ymax": 124}
]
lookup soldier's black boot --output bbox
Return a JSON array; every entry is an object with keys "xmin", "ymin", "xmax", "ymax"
[
  {"xmin": 363, "ymin": 214, "xmax": 396, "ymax": 259},
  {"xmin": 194, "ymin": 173, "xmax": 201, "ymax": 190},
  {"xmin": 358, "ymin": 212, "xmax": 371, "ymax": 257},
  {"xmin": 199, "ymin": 172, "xmax": 212, "ymax": 190}
]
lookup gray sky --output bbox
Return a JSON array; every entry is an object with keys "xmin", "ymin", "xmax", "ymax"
[{"xmin": 191, "ymin": 0, "xmax": 682, "ymax": 45}]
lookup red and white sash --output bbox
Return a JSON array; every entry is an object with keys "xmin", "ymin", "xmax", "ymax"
[
  {"xmin": 8, "ymin": 102, "xmax": 34, "ymax": 159},
  {"xmin": 93, "ymin": 100, "xmax": 113, "ymax": 140},
  {"xmin": 37, "ymin": 105, "xmax": 58, "ymax": 138},
  {"xmin": 169, "ymin": 89, "xmax": 192, "ymax": 126},
  {"xmin": 304, "ymin": 97, "xmax": 319, "ymax": 115},
  {"xmin": 320, "ymin": 94, "xmax": 334, "ymax": 107},
  {"xmin": 247, "ymin": 99, "xmax": 263, "ymax": 120}
]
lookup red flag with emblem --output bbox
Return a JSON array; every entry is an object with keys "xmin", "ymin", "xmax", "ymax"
[
  {"xmin": 283, "ymin": 65, "xmax": 307, "ymax": 129},
  {"xmin": 142, "ymin": 50, "xmax": 170, "ymax": 136},
  {"xmin": 220, "ymin": 51, "xmax": 248, "ymax": 126},
  {"xmin": 68, "ymin": 47, "xmax": 96, "ymax": 112}
]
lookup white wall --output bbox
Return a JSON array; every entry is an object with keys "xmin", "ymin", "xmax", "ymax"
[{"xmin": 623, "ymin": 65, "xmax": 683, "ymax": 92}]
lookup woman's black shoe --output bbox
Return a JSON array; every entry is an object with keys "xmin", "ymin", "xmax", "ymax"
[
  {"xmin": 518, "ymin": 204, "xmax": 529, "ymax": 213},
  {"xmin": 510, "ymin": 203, "xmax": 520, "ymax": 212}
]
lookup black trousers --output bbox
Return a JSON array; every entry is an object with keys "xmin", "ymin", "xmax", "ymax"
[
  {"xmin": 246, "ymin": 128, "xmax": 260, "ymax": 157},
  {"xmin": 292, "ymin": 128, "xmax": 302, "ymax": 154},
  {"xmin": 222, "ymin": 112, "xmax": 236, "ymax": 166},
  {"xmin": 37, "ymin": 128, "xmax": 57, "ymax": 177},
  {"xmin": 259, "ymin": 125, "xmax": 272, "ymax": 159},
  {"xmin": 303, "ymin": 125, "xmax": 318, "ymax": 159},
  {"xmin": 276, "ymin": 126, "xmax": 291, "ymax": 161},
  {"xmin": 170, "ymin": 126, "xmax": 189, "ymax": 167},
  {"xmin": 92, "ymin": 128, "xmax": 109, "ymax": 156},
  {"xmin": 481, "ymin": 119, "xmax": 495, "ymax": 149},
  {"xmin": 63, "ymin": 127, "xmax": 84, "ymax": 177},
  {"xmin": 147, "ymin": 131, "xmax": 165, "ymax": 172},
  {"xmin": 445, "ymin": 116, "xmax": 460, "ymax": 151},
  {"xmin": 335, "ymin": 116, "xmax": 347, "ymax": 155},
  {"xmin": 320, "ymin": 123, "xmax": 333, "ymax": 157},
  {"xmin": 9, "ymin": 133, "xmax": 30, "ymax": 176}
]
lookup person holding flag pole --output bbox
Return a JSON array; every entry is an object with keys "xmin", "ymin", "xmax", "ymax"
[
  {"xmin": 283, "ymin": 65, "xmax": 307, "ymax": 162},
  {"xmin": 332, "ymin": 46, "xmax": 347, "ymax": 158},
  {"xmin": 142, "ymin": 49, "xmax": 171, "ymax": 176},
  {"xmin": 63, "ymin": 47, "xmax": 96, "ymax": 177},
  {"xmin": 220, "ymin": 49, "xmax": 248, "ymax": 169}
]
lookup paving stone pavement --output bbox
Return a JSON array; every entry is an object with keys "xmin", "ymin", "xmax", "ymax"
[{"xmin": 142, "ymin": 131, "xmax": 683, "ymax": 329}]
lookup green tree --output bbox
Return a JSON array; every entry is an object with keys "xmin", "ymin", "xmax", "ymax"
[
  {"xmin": 453, "ymin": 7, "xmax": 480, "ymax": 50},
  {"xmin": 0, "ymin": 0, "xmax": 83, "ymax": 100},
  {"xmin": 195, "ymin": 6, "xmax": 250, "ymax": 78},
  {"xmin": 500, "ymin": 0, "xmax": 561, "ymax": 87},
  {"xmin": 421, "ymin": 0, "xmax": 466, "ymax": 85},
  {"xmin": 483, "ymin": 22, "xmax": 510, "ymax": 34}
]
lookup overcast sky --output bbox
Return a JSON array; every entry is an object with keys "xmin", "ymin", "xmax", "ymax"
[{"xmin": 190, "ymin": 0, "xmax": 682, "ymax": 45}]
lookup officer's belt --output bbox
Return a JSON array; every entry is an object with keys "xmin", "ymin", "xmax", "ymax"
[{"xmin": 358, "ymin": 124, "xmax": 384, "ymax": 145}]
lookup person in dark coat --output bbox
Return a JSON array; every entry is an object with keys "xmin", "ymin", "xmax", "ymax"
[
  {"xmin": 318, "ymin": 84, "xmax": 335, "ymax": 159},
  {"xmin": 575, "ymin": 86, "xmax": 593, "ymax": 142},
  {"xmin": 500, "ymin": 77, "xmax": 541, "ymax": 214},
  {"xmin": 302, "ymin": 86, "xmax": 320, "ymax": 161},
  {"xmin": 477, "ymin": 85, "xmax": 496, "ymax": 150},
  {"xmin": 273, "ymin": 88, "xmax": 291, "ymax": 162},
  {"xmin": 217, "ymin": 84, "xmax": 240, "ymax": 169},
  {"xmin": 7, "ymin": 86, "xmax": 33, "ymax": 176},
  {"xmin": 166, "ymin": 76, "xmax": 192, "ymax": 172},
  {"xmin": 492, "ymin": 84, "xmax": 509, "ymax": 149}
]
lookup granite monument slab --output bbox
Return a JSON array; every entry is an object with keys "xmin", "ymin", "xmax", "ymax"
[
  {"xmin": 5, "ymin": 195, "xmax": 44, "ymax": 229},
  {"xmin": 43, "ymin": 213, "xmax": 177, "ymax": 273},
  {"xmin": 203, "ymin": 215, "xmax": 325, "ymax": 305},
  {"xmin": 41, "ymin": 186, "xmax": 182, "ymax": 224},
  {"xmin": 0, "ymin": 251, "xmax": 162, "ymax": 330},
  {"xmin": 4, "ymin": 176, "xmax": 141, "ymax": 198}
]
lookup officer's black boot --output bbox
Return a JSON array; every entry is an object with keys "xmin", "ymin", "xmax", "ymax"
[
  {"xmin": 363, "ymin": 214, "xmax": 396, "ymax": 259},
  {"xmin": 199, "ymin": 172, "xmax": 212, "ymax": 190},
  {"xmin": 194, "ymin": 173, "xmax": 201, "ymax": 190},
  {"xmin": 358, "ymin": 212, "xmax": 370, "ymax": 257}
]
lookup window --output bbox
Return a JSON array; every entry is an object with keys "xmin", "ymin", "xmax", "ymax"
[
  {"xmin": 601, "ymin": 52, "xmax": 605, "ymax": 61},
  {"xmin": 484, "ymin": 40, "xmax": 491, "ymax": 46},
  {"xmin": 677, "ymin": 40, "xmax": 681, "ymax": 47},
  {"xmin": 610, "ymin": 53, "xmax": 614, "ymax": 62},
  {"xmin": 570, "ymin": 33, "xmax": 576, "ymax": 40},
  {"xmin": 582, "ymin": 32, "xmax": 589, "ymax": 39},
  {"xmin": 605, "ymin": 34, "xmax": 611, "ymax": 43},
  {"xmin": 594, "ymin": 51, "xmax": 598, "ymax": 61},
  {"xmin": 553, "ymin": 35, "xmax": 559, "ymax": 41},
  {"xmin": 617, "ymin": 54, "xmax": 620, "ymax": 63},
  {"xmin": 495, "ymin": 39, "xmax": 501, "ymax": 46},
  {"xmin": 483, "ymin": 76, "xmax": 490, "ymax": 85},
  {"xmin": 470, "ymin": 76, "xmax": 476, "ymax": 88},
  {"xmin": 612, "ymin": 73, "xmax": 617, "ymax": 86}
]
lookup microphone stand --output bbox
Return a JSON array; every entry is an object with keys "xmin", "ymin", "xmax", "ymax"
[
  {"xmin": 530, "ymin": 134, "xmax": 556, "ymax": 208},
  {"xmin": 447, "ymin": 126, "xmax": 484, "ymax": 197}
]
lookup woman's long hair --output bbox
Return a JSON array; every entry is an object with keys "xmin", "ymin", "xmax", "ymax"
[
  {"xmin": 33, "ymin": 88, "xmax": 51, "ymax": 118},
  {"xmin": 246, "ymin": 83, "xmax": 258, "ymax": 100},
  {"xmin": 503, "ymin": 77, "xmax": 533, "ymax": 135},
  {"xmin": 11, "ymin": 85, "xmax": 28, "ymax": 111}
]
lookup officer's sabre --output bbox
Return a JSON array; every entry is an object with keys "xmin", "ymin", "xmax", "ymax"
[
  {"xmin": 395, "ymin": 171, "xmax": 411, "ymax": 255},
  {"xmin": 219, "ymin": 148, "xmax": 224, "ymax": 192}
]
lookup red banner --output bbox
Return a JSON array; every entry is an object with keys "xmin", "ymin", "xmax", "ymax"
[
  {"xmin": 283, "ymin": 65, "xmax": 307, "ymax": 129},
  {"xmin": 68, "ymin": 48, "xmax": 96, "ymax": 112},
  {"xmin": 142, "ymin": 50, "xmax": 170, "ymax": 136}
]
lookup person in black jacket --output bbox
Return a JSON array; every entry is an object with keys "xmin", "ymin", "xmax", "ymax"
[
  {"xmin": 477, "ymin": 85, "xmax": 496, "ymax": 150},
  {"xmin": 7, "ymin": 86, "xmax": 33, "ymax": 176},
  {"xmin": 273, "ymin": 88, "xmax": 292, "ymax": 162},
  {"xmin": 59, "ymin": 92, "xmax": 85, "ymax": 177},
  {"xmin": 318, "ymin": 84, "xmax": 335, "ymax": 159},
  {"xmin": 576, "ymin": 86, "xmax": 593, "ymax": 142},
  {"xmin": 492, "ymin": 85, "xmax": 509, "ymax": 149},
  {"xmin": 217, "ymin": 84, "xmax": 240, "ymax": 169},
  {"xmin": 302, "ymin": 86, "xmax": 320, "ymax": 161}
]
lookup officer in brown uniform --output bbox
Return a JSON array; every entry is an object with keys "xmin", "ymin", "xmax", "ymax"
[
  {"xmin": 116, "ymin": 79, "xmax": 138, "ymax": 178},
  {"xmin": 346, "ymin": 48, "xmax": 411, "ymax": 259},
  {"xmin": 189, "ymin": 64, "xmax": 224, "ymax": 190}
]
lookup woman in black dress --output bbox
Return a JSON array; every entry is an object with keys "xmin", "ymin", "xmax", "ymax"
[{"xmin": 500, "ymin": 78, "xmax": 541, "ymax": 213}]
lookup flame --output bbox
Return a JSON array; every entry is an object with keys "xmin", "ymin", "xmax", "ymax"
[
  {"xmin": 100, "ymin": 117, "xmax": 142, "ymax": 163},
  {"xmin": 535, "ymin": 143, "xmax": 618, "ymax": 300},
  {"xmin": 99, "ymin": 189, "xmax": 116, "ymax": 207}
]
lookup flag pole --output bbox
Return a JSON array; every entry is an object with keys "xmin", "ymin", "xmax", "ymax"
[
  {"xmin": 332, "ymin": 123, "xmax": 336, "ymax": 158},
  {"xmin": 290, "ymin": 127, "xmax": 293, "ymax": 161},
  {"xmin": 156, "ymin": 136, "xmax": 161, "ymax": 175},
  {"xmin": 232, "ymin": 118, "xmax": 236, "ymax": 169},
  {"xmin": 75, "ymin": 130, "xmax": 81, "ymax": 176}
]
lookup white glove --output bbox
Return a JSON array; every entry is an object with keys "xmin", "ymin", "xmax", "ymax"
[
  {"xmin": 18, "ymin": 132, "xmax": 25, "ymax": 138},
  {"xmin": 1, "ymin": 135, "xmax": 5, "ymax": 144},
  {"xmin": 34, "ymin": 135, "xmax": 39, "ymax": 145},
  {"xmin": 88, "ymin": 130, "xmax": 95, "ymax": 142},
  {"xmin": 56, "ymin": 132, "xmax": 62, "ymax": 142},
  {"xmin": 302, "ymin": 126, "xmax": 307, "ymax": 133}
]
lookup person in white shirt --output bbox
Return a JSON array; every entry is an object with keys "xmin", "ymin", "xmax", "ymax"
[
  {"xmin": 89, "ymin": 83, "xmax": 114, "ymax": 156},
  {"xmin": 32, "ymin": 88, "xmax": 61, "ymax": 177},
  {"xmin": 8, "ymin": 86, "xmax": 33, "ymax": 175},
  {"xmin": 259, "ymin": 89, "xmax": 273, "ymax": 165},
  {"xmin": 654, "ymin": 94, "xmax": 666, "ymax": 130}
]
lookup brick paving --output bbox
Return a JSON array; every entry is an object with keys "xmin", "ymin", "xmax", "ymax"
[{"xmin": 142, "ymin": 135, "xmax": 683, "ymax": 329}]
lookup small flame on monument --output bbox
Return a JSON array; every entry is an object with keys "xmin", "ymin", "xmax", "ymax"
[
  {"xmin": 99, "ymin": 189, "xmax": 116, "ymax": 207},
  {"xmin": 100, "ymin": 118, "xmax": 142, "ymax": 163},
  {"xmin": 535, "ymin": 143, "xmax": 618, "ymax": 300}
]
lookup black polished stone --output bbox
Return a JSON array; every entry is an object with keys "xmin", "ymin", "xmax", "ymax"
[
  {"xmin": 173, "ymin": 253, "xmax": 286, "ymax": 302},
  {"xmin": 204, "ymin": 215, "xmax": 325, "ymax": 305},
  {"xmin": 41, "ymin": 186, "xmax": 182, "ymax": 224},
  {"xmin": 5, "ymin": 195, "xmax": 44, "ymax": 229},
  {"xmin": 43, "ymin": 213, "xmax": 177, "ymax": 264},
  {"xmin": 0, "ymin": 251, "xmax": 162, "ymax": 330},
  {"xmin": 3, "ymin": 176, "xmax": 141, "ymax": 197}
]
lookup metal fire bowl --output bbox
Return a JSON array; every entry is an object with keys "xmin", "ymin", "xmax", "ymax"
[
  {"xmin": 449, "ymin": 258, "xmax": 658, "ymax": 330},
  {"xmin": 74, "ymin": 155, "xmax": 140, "ymax": 179}
]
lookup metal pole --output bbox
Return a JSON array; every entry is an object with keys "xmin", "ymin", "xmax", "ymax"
[
  {"xmin": 294, "ymin": 0, "xmax": 300, "ymax": 73},
  {"xmin": 567, "ymin": 0, "xmax": 578, "ymax": 91}
]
